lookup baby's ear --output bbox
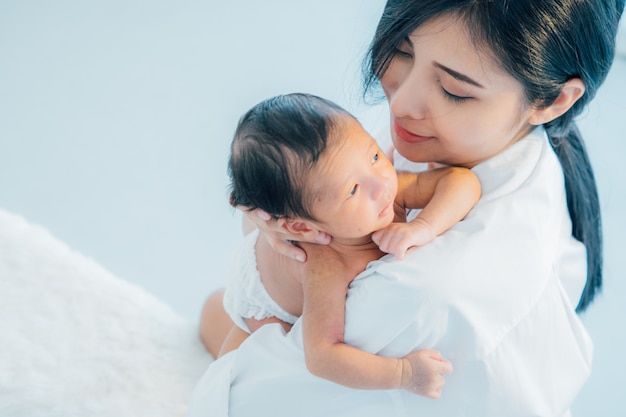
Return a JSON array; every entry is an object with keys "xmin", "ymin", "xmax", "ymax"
[{"xmin": 277, "ymin": 217, "xmax": 322, "ymax": 241}]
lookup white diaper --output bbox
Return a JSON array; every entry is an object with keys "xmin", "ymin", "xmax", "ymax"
[{"xmin": 223, "ymin": 229, "xmax": 299, "ymax": 333}]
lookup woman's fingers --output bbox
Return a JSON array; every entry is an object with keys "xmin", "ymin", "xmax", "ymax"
[
  {"xmin": 266, "ymin": 234, "xmax": 308, "ymax": 262},
  {"xmin": 314, "ymin": 231, "xmax": 332, "ymax": 244},
  {"xmin": 252, "ymin": 208, "xmax": 271, "ymax": 221}
]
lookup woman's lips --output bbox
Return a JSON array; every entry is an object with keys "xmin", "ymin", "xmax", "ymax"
[{"xmin": 393, "ymin": 121, "xmax": 433, "ymax": 144}]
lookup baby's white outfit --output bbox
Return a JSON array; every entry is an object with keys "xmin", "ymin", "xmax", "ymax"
[{"xmin": 223, "ymin": 229, "xmax": 299, "ymax": 333}]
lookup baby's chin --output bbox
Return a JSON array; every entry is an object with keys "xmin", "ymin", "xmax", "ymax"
[{"xmin": 380, "ymin": 210, "xmax": 396, "ymax": 228}]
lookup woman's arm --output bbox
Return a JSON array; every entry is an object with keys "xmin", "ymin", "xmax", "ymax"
[
  {"xmin": 300, "ymin": 243, "xmax": 452, "ymax": 398},
  {"xmin": 373, "ymin": 167, "xmax": 481, "ymax": 258}
]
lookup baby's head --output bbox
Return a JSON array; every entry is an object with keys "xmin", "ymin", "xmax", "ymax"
[
  {"xmin": 228, "ymin": 93, "xmax": 348, "ymax": 220},
  {"xmin": 229, "ymin": 93, "xmax": 397, "ymax": 240}
]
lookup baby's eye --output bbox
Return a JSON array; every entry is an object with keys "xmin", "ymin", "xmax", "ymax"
[
  {"xmin": 372, "ymin": 152, "xmax": 379, "ymax": 163},
  {"xmin": 349, "ymin": 184, "xmax": 358, "ymax": 197}
]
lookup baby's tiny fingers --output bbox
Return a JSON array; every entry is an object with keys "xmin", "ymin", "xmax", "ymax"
[
  {"xmin": 440, "ymin": 359, "xmax": 453, "ymax": 375},
  {"xmin": 429, "ymin": 388, "xmax": 442, "ymax": 400}
]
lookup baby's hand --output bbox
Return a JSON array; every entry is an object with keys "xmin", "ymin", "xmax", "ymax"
[
  {"xmin": 399, "ymin": 349, "xmax": 453, "ymax": 399},
  {"xmin": 372, "ymin": 217, "xmax": 435, "ymax": 258}
]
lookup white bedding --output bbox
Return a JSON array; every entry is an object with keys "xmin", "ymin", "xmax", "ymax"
[{"xmin": 0, "ymin": 209, "xmax": 212, "ymax": 417}]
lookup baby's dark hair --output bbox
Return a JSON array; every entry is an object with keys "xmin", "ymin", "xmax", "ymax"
[{"xmin": 228, "ymin": 93, "xmax": 352, "ymax": 220}]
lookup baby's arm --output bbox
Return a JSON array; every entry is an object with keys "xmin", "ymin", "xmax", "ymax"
[
  {"xmin": 300, "ymin": 247, "xmax": 452, "ymax": 398},
  {"xmin": 373, "ymin": 167, "xmax": 481, "ymax": 258}
]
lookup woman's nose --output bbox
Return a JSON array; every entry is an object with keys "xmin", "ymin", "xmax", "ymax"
[{"xmin": 387, "ymin": 68, "xmax": 428, "ymax": 120}]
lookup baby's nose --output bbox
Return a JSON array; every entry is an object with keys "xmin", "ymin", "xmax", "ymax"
[{"xmin": 371, "ymin": 176, "xmax": 389, "ymax": 200}]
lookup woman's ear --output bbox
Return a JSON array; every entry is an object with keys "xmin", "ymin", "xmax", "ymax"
[
  {"xmin": 528, "ymin": 78, "xmax": 585, "ymax": 125},
  {"xmin": 277, "ymin": 217, "xmax": 323, "ymax": 241}
]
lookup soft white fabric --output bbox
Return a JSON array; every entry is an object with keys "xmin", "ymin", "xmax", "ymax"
[
  {"xmin": 223, "ymin": 229, "xmax": 298, "ymax": 333},
  {"xmin": 187, "ymin": 127, "xmax": 592, "ymax": 417},
  {"xmin": 0, "ymin": 209, "xmax": 213, "ymax": 417}
]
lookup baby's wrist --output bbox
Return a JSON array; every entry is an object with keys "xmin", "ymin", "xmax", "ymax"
[
  {"xmin": 398, "ymin": 357, "xmax": 412, "ymax": 390},
  {"xmin": 411, "ymin": 217, "xmax": 436, "ymax": 239}
]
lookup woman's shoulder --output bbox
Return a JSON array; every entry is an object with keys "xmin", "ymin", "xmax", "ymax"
[{"xmin": 472, "ymin": 127, "xmax": 556, "ymax": 202}]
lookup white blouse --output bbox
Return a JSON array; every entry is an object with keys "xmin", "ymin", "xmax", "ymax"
[{"xmin": 187, "ymin": 127, "xmax": 592, "ymax": 417}]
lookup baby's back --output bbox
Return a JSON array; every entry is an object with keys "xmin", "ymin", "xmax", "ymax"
[{"xmin": 254, "ymin": 233, "xmax": 304, "ymax": 318}]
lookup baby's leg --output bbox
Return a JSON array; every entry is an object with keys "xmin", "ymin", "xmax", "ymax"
[
  {"xmin": 217, "ymin": 316, "xmax": 292, "ymax": 358},
  {"xmin": 245, "ymin": 316, "xmax": 293, "ymax": 333},
  {"xmin": 218, "ymin": 325, "xmax": 250, "ymax": 357},
  {"xmin": 199, "ymin": 288, "xmax": 233, "ymax": 358}
]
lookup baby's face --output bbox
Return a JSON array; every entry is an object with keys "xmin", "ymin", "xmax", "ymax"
[{"xmin": 308, "ymin": 116, "xmax": 397, "ymax": 240}]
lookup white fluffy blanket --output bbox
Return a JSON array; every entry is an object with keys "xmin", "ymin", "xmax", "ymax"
[{"xmin": 0, "ymin": 209, "xmax": 213, "ymax": 417}]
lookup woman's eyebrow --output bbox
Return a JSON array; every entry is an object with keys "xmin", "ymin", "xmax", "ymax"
[{"xmin": 434, "ymin": 62, "xmax": 485, "ymax": 88}]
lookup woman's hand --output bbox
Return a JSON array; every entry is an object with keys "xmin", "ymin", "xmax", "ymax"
[
  {"xmin": 243, "ymin": 208, "xmax": 331, "ymax": 262},
  {"xmin": 399, "ymin": 349, "xmax": 453, "ymax": 399}
]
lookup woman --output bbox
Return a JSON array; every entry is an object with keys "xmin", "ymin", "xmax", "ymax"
[{"xmin": 191, "ymin": 1, "xmax": 624, "ymax": 416}]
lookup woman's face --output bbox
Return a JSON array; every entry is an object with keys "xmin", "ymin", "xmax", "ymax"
[
  {"xmin": 380, "ymin": 15, "xmax": 536, "ymax": 167},
  {"xmin": 307, "ymin": 116, "xmax": 398, "ymax": 241}
]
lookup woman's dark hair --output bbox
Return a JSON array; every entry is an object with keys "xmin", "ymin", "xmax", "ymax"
[
  {"xmin": 363, "ymin": 0, "xmax": 625, "ymax": 312},
  {"xmin": 228, "ymin": 93, "xmax": 352, "ymax": 220}
]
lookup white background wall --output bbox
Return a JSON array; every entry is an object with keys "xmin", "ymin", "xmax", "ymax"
[{"xmin": 1, "ymin": 1, "xmax": 624, "ymax": 415}]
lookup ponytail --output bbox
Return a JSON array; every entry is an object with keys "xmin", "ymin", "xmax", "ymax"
[{"xmin": 546, "ymin": 123, "xmax": 602, "ymax": 312}]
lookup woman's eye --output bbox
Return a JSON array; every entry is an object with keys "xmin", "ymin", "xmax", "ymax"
[
  {"xmin": 393, "ymin": 39, "xmax": 413, "ymax": 59},
  {"xmin": 441, "ymin": 87, "xmax": 471, "ymax": 103},
  {"xmin": 393, "ymin": 47, "xmax": 413, "ymax": 59},
  {"xmin": 349, "ymin": 184, "xmax": 358, "ymax": 197}
]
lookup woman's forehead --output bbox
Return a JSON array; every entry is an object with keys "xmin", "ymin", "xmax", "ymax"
[
  {"xmin": 406, "ymin": 14, "xmax": 507, "ymax": 81},
  {"xmin": 406, "ymin": 17, "xmax": 514, "ymax": 86}
]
